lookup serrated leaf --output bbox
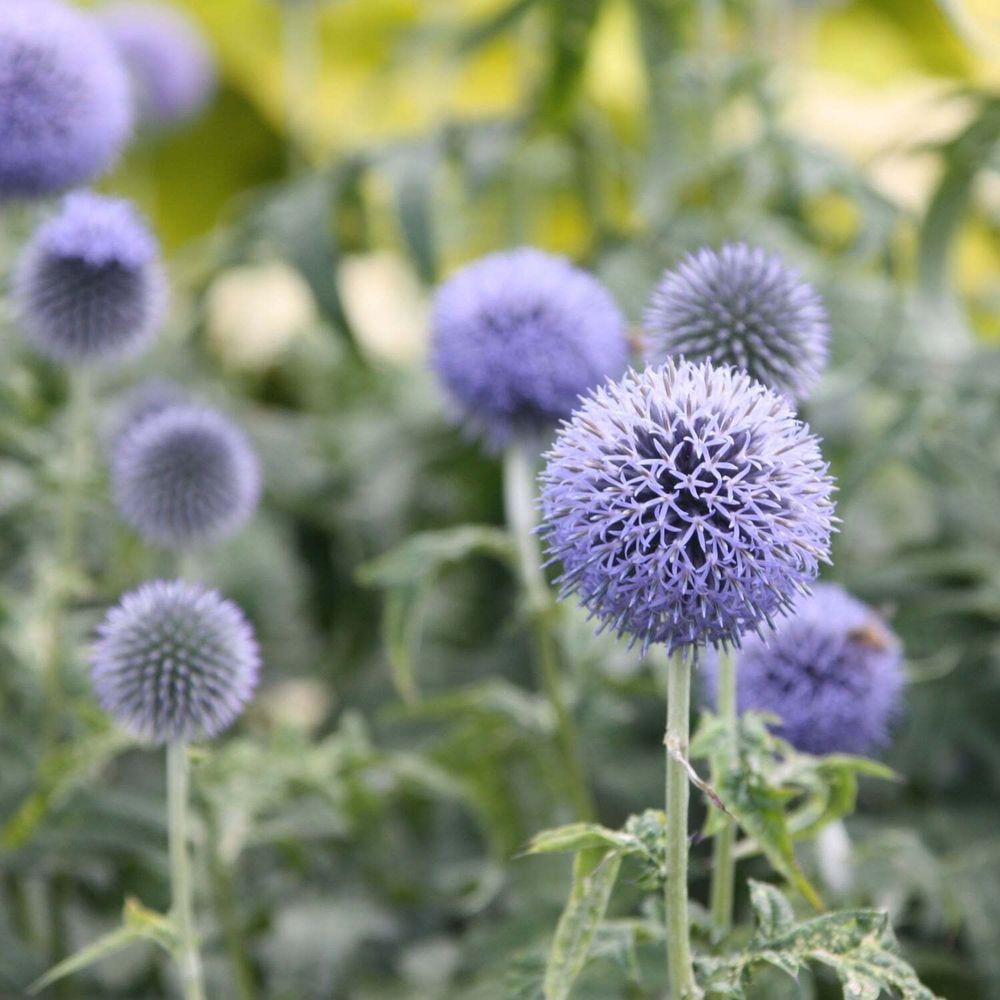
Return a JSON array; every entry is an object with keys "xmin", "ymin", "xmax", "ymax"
[
  {"xmin": 543, "ymin": 847, "xmax": 622, "ymax": 1000},
  {"xmin": 698, "ymin": 882, "xmax": 943, "ymax": 1000}
]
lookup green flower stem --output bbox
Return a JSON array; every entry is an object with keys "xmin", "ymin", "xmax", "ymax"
[
  {"xmin": 503, "ymin": 441, "xmax": 595, "ymax": 822},
  {"xmin": 709, "ymin": 647, "xmax": 737, "ymax": 937},
  {"xmin": 167, "ymin": 742, "xmax": 206, "ymax": 1000},
  {"xmin": 281, "ymin": 0, "xmax": 320, "ymax": 173},
  {"xmin": 41, "ymin": 372, "xmax": 92, "ymax": 751},
  {"xmin": 665, "ymin": 652, "xmax": 698, "ymax": 1000}
]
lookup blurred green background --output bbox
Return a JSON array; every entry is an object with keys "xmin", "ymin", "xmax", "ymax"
[{"xmin": 4, "ymin": 0, "xmax": 1000, "ymax": 997}]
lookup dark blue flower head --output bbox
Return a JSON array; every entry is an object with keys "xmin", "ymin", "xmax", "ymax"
[
  {"xmin": 541, "ymin": 360, "xmax": 836, "ymax": 652},
  {"xmin": 0, "ymin": 0, "xmax": 133, "ymax": 198},
  {"xmin": 101, "ymin": 2, "xmax": 216, "ymax": 128},
  {"xmin": 112, "ymin": 404, "xmax": 261, "ymax": 549},
  {"xmin": 430, "ymin": 248, "xmax": 629, "ymax": 447},
  {"xmin": 91, "ymin": 579, "xmax": 260, "ymax": 743},
  {"xmin": 704, "ymin": 583, "xmax": 905, "ymax": 755},
  {"xmin": 13, "ymin": 192, "xmax": 167, "ymax": 366},
  {"xmin": 644, "ymin": 244, "xmax": 829, "ymax": 401}
]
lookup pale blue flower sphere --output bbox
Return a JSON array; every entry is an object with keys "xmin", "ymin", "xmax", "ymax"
[
  {"xmin": 101, "ymin": 2, "xmax": 216, "ymax": 128},
  {"xmin": 0, "ymin": 0, "xmax": 133, "ymax": 198},
  {"xmin": 430, "ymin": 248, "xmax": 629, "ymax": 447},
  {"xmin": 644, "ymin": 244, "xmax": 829, "ymax": 401},
  {"xmin": 91, "ymin": 579, "xmax": 260, "ymax": 743},
  {"xmin": 13, "ymin": 192, "xmax": 167, "ymax": 365},
  {"xmin": 112, "ymin": 405, "xmax": 261, "ymax": 549},
  {"xmin": 541, "ymin": 360, "xmax": 836, "ymax": 651},
  {"xmin": 704, "ymin": 583, "xmax": 905, "ymax": 755}
]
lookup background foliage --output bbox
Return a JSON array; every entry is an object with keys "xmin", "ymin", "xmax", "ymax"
[{"xmin": 3, "ymin": 0, "xmax": 1000, "ymax": 997}]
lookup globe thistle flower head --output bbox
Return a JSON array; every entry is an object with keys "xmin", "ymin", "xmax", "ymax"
[
  {"xmin": 541, "ymin": 360, "xmax": 836, "ymax": 652},
  {"xmin": 644, "ymin": 243, "xmax": 829, "ymax": 401},
  {"xmin": 0, "ymin": 0, "xmax": 133, "ymax": 198},
  {"xmin": 704, "ymin": 583, "xmax": 904, "ymax": 755},
  {"xmin": 13, "ymin": 192, "xmax": 167, "ymax": 366},
  {"xmin": 112, "ymin": 405, "xmax": 261, "ymax": 549},
  {"xmin": 91, "ymin": 579, "xmax": 260, "ymax": 743},
  {"xmin": 430, "ymin": 248, "xmax": 629, "ymax": 447},
  {"xmin": 101, "ymin": 2, "xmax": 216, "ymax": 128}
]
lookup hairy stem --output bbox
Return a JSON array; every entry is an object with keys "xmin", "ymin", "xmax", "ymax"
[
  {"xmin": 167, "ymin": 743, "xmax": 206, "ymax": 1000},
  {"xmin": 709, "ymin": 647, "xmax": 737, "ymax": 937},
  {"xmin": 503, "ymin": 441, "xmax": 595, "ymax": 822},
  {"xmin": 666, "ymin": 653, "xmax": 698, "ymax": 999}
]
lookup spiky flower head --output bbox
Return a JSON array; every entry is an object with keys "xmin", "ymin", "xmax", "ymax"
[
  {"xmin": 644, "ymin": 243, "xmax": 829, "ymax": 401},
  {"xmin": 430, "ymin": 248, "xmax": 629, "ymax": 447},
  {"xmin": 541, "ymin": 360, "xmax": 836, "ymax": 652},
  {"xmin": 112, "ymin": 405, "xmax": 261, "ymax": 549},
  {"xmin": 13, "ymin": 192, "xmax": 167, "ymax": 366},
  {"xmin": 91, "ymin": 579, "xmax": 260, "ymax": 743},
  {"xmin": 0, "ymin": 0, "xmax": 133, "ymax": 198},
  {"xmin": 100, "ymin": 2, "xmax": 216, "ymax": 128},
  {"xmin": 704, "ymin": 583, "xmax": 904, "ymax": 755}
]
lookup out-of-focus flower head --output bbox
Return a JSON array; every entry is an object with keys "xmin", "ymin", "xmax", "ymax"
[
  {"xmin": 112, "ymin": 404, "xmax": 261, "ymax": 549},
  {"xmin": 0, "ymin": 0, "xmax": 133, "ymax": 198},
  {"xmin": 703, "ymin": 583, "xmax": 905, "ymax": 755},
  {"xmin": 430, "ymin": 248, "xmax": 629, "ymax": 447},
  {"xmin": 100, "ymin": 1, "xmax": 216, "ymax": 129},
  {"xmin": 644, "ymin": 244, "xmax": 829, "ymax": 402},
  {"xmin": 13, "ymin": 192, "xmax": 167, "ymax": 366},
  {"xmin": 103, "ymin": 378, "xmax": 187, "ymax": 452},
  {"xmin": 541, "ymin": 360, "xmax": 836, "ymax": 652},
  {"xmin": 91, "ymin": 579, "xmax": 260, "ymax": 743}
]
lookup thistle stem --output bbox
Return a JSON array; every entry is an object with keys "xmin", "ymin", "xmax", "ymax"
[
  {"xmin": 503, "ymin": 441, "xmax": 595, "ymax": 822},
  {"xmin": 709, "ymin": 647, "xmax": 737, "ymax": 937},
  {"xmin": 666, "ymin": 652, "xmax": 698, "ymax": 999},
  {"xmin": 41, "ymin": 372, "xmax": 92, "ymax": 751},
  {"xmin": 167, "ymin": 742, "xmax": 206, "ymax": 1000}
]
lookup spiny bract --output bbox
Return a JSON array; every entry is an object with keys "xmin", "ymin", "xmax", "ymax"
[
  {"xmin": 644, "ymin": 243, "xmax": 829, "ymax": 401},
  {"xmin": 112, "ymin": 404, "xmax": 261, "ymax": 549},
  {"xmin": 430, "ymin": 247, "xmax": 629, "ymax": 447},
  {"xmin": 91, "ymin": 579, "xmax": 260, "ymax": 744},
  {"xmin": 540, "ymin": 360, "xmax": 837, "ymax": 651},
  {"xmin": 101, "ymin": 2, "xmax": 216, "ymax": 128},
  {"xmin": 705, "ymin": 582, "xmax": 905, "ymax": 755},
  {"xmin": 13, "ymin": 192, "xmax": 167, "ymax": 365},
  {"xmin": 0, "ymin": 0, "xmax": 133, "ymax": 197}
]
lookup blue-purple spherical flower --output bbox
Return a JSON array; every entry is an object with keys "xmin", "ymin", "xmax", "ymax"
[
  {"xmin": 430, "ymin": 248, "xmax": 629, "ymax": 446},
  {"xmin": 704, "ymin": 583, "xmax": 905, "ymax": 755},
  {"xmin": 112, "ymin": 404, "xmax": 261, "ymax": 549},
  {"xmin": 541, "ymin": 360, "xmax": 836, "ymax": 651},
  {"xmin": 101, "ymin": 2, "xmax": 216, "ymax": 128},
  {"xmin": 644, "ymin": 244, "xmax": 829, "ymax": 401},
  {"xmin": 0, "ymin": 0, "xmax": 133, "ymax": 198},
  {"xmin": 13, "ymin": 192, "xmax": 167, "ymax": 365},
  {"xmin": 91, "ymin": 579, "xmax": 260, "ymax": 743}
]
